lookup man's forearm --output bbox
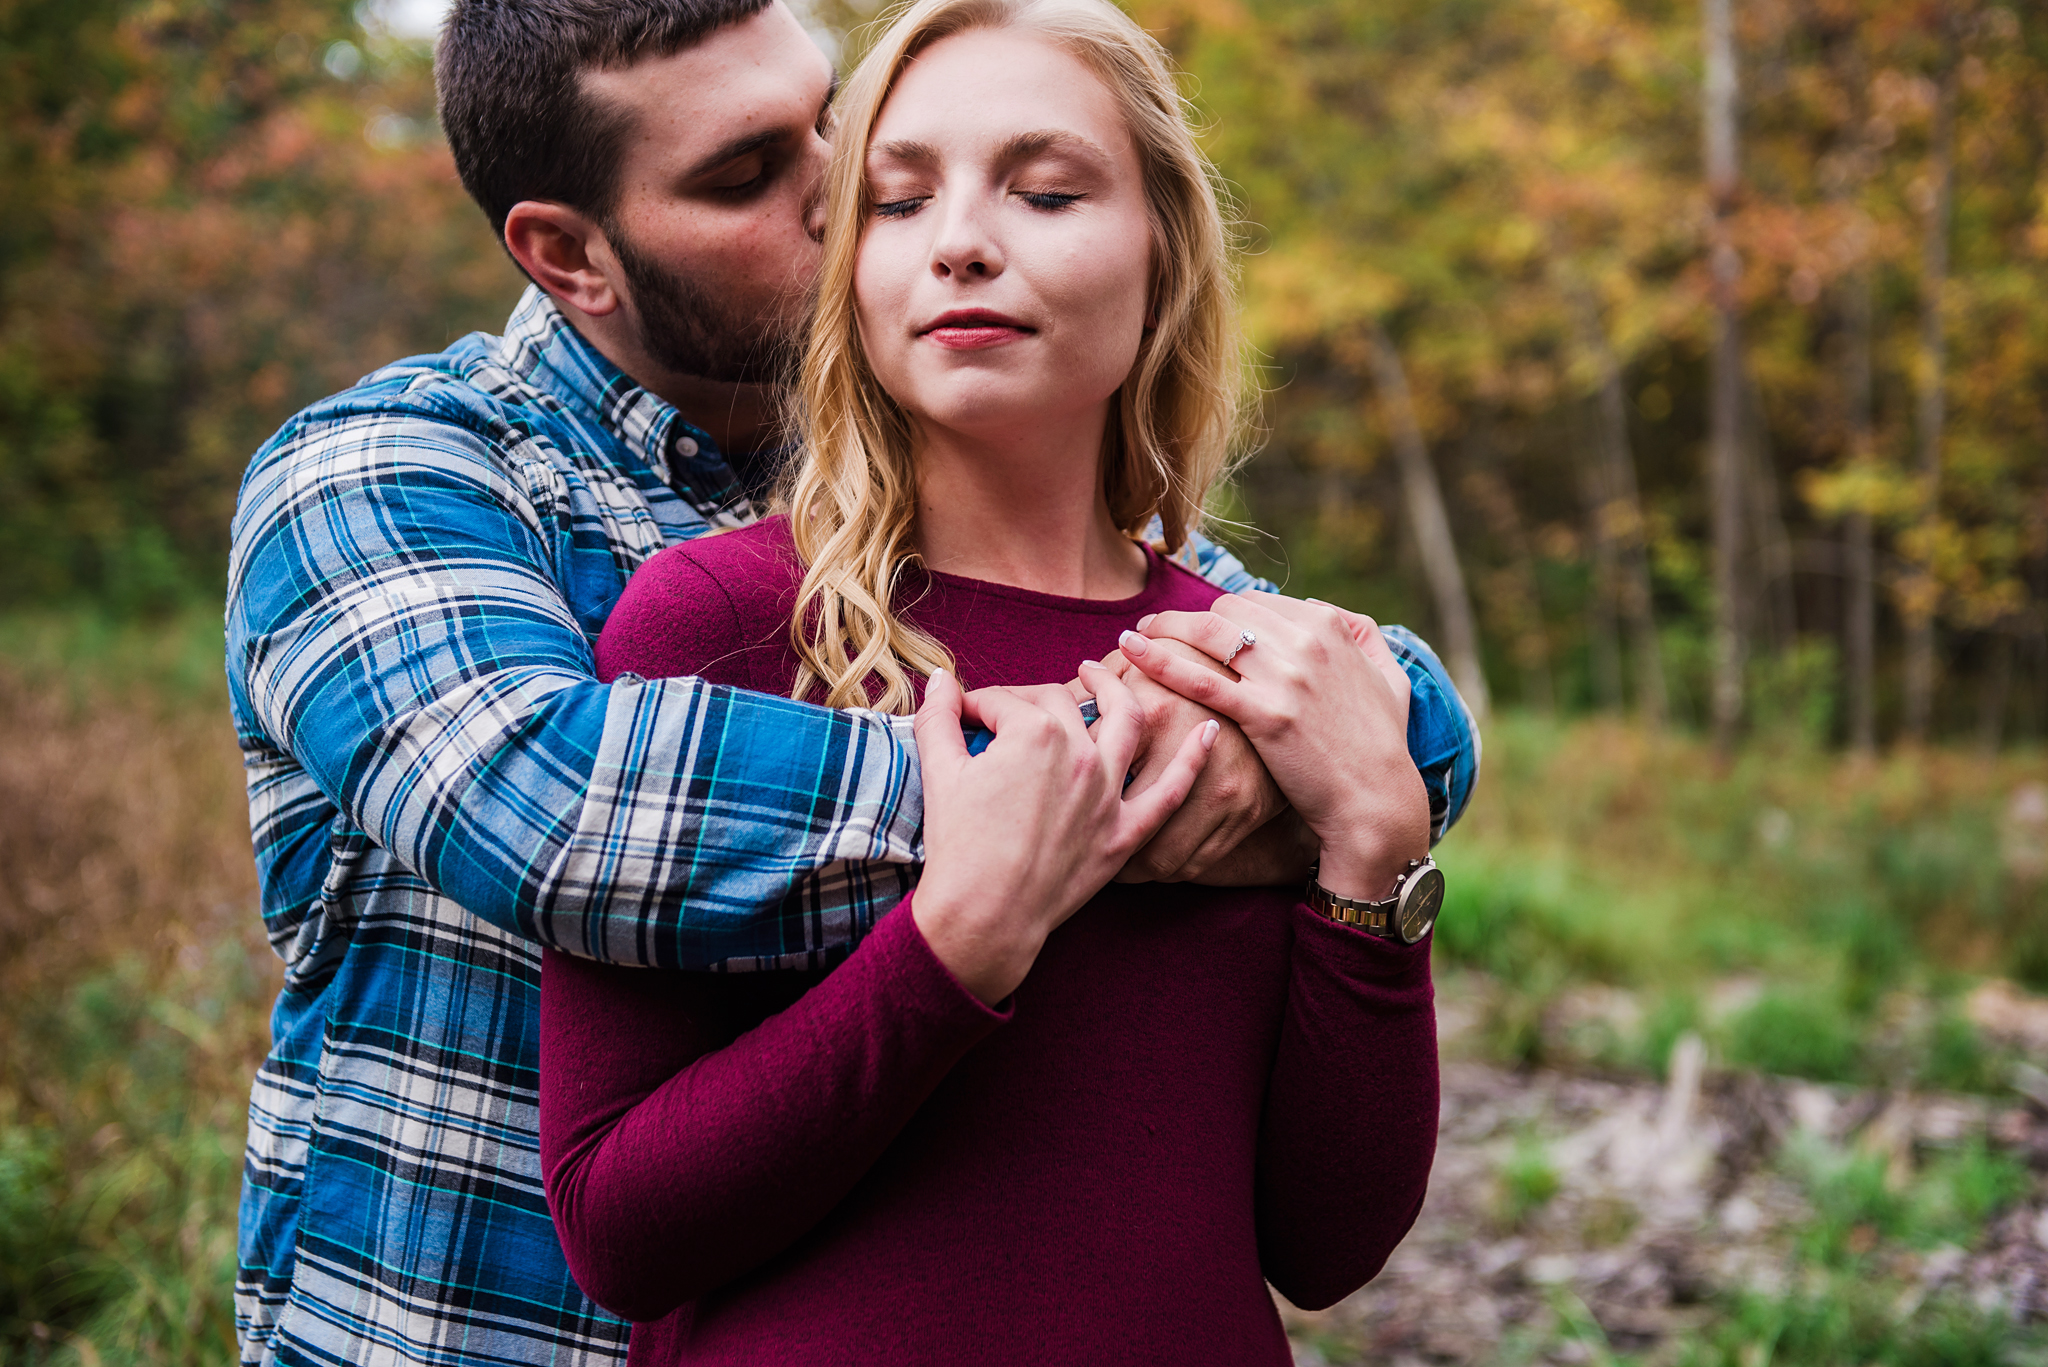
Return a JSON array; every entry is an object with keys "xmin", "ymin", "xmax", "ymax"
[
  {"xmin": 232, "ymin": 416, "xmax": 926, "ymax": 971},
  {"xmin": 258, "ymin": 657, "xmax": 925, "ymax": 969},
  {"xmin": 531, "ymin": 674, "xmax": 923, "ymax": 967},
  {"xmin": 1379, "ymin": 624, "xmax": 1479, "ymax": 843},
  {"xmin": 1174, "ymin": 530, "xmax": 1480, "ymax": 843}
]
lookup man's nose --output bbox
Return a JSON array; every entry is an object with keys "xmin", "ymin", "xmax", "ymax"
[{"xmin": 800, "ymin": 130, "xmax": 830, "ymax": 245}]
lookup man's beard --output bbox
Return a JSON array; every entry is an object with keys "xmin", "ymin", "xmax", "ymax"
[{"xmin": 607, "ymin": 222, "xmax": 801, "ymax": 387}]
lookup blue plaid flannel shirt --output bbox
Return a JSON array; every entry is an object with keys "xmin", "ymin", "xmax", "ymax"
[{"xmin": 227, "ymin": 285, "xmax": 1479, "ymax": 1367}]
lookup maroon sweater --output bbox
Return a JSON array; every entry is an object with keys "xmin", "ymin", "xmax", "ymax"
[{"xmin": 540, "ymin": 517, "xmax": 1439, "ymax": 1366}]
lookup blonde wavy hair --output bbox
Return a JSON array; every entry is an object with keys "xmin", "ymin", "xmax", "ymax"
[{"xmin": 782, "ymin": 0, "xmax": 1245, "ymax": 712}]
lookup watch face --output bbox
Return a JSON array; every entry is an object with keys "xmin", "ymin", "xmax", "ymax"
[{"xmin": 1397, "ymin": 865, "xmax": 1446, "ymax": 942}]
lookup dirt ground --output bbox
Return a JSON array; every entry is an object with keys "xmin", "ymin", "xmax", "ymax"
[{"xmin": 1280, "ymin": 1043, "xmax": 2048, "ymax": 1365}]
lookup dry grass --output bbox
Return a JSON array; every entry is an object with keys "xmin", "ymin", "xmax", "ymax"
[
  {"xmin": 0, "ymin": 621, "xmax": 276, "ymax": 1366},
  {"xmin": 0, "ymin": 669, "xmax": 263, "ymax": 999}
]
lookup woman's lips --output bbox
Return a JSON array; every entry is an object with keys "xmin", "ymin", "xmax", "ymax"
[
  {"xmin": 923, "ymin": 324, "xmax": 1032, "ymax": 350},
  {"xmin": 920, "ymin": 312, "xmax": 1034, "ymax": 350}
]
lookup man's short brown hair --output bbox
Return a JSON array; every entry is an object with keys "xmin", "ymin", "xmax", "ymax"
[{"xmin": 437, "ymin": 0, "xmax": 775, "ymax": 239}]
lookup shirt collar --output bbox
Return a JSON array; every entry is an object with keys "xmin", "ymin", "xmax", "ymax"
[{"xmin": 493, "ymin": 286, "xmax": 754, "ymax": 525}]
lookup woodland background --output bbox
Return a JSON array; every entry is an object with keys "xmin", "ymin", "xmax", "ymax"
[
  {"xmin": 3, "ymin": 0, "xmax": 2046, "ymax": 743},
  {"xmin": 3, "ymin": 0, "xmax": 2047, "ymax": 1363}
]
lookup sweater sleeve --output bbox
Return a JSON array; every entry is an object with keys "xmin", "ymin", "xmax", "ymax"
[
  {"xmin": 539, "ymin": 898, "xmax": 1009, "ymax": 1322},
  {"xmin": 1254, "ymin": 910, "xmax": 1439, "ymax": 1310}
]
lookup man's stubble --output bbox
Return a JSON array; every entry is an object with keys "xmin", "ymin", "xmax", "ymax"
[{"xmin": 607, "ymin": 221, "xmax": 805, "ymax": 388}]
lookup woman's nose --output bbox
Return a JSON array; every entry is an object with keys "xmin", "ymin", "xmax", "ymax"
[{"xmin": 929, "ymin": 194, "xmax": 1004, "ymax": 281}]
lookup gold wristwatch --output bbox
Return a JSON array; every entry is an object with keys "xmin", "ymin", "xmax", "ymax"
[{"xmin": 1306, "ymin": 856, "xmax": 1444, "ymax": 945}]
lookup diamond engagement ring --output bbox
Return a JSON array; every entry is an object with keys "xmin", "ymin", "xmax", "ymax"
[{"xmin": 1221, "ymin": 629, "xmax": 1257, "ymax": 668}]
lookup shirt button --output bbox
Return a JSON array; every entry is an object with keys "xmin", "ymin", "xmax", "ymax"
[{"xmin": 674, "ymin": 435, "xmax": 699, "ymax": 459}]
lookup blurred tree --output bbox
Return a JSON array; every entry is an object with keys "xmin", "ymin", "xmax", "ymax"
[
  {"xmin": 1129, "ymin": 0, "xmax": 2045, "ymax": 746},
  {"xmin": 0, "ymin": 0, "xmax": 521, "ymax": 609},
  {"xmin": 1704, "ymin": 0, "xmax": 1746, "ymax": 761},
  {"xmin": 1, "ymin": 0, "xmax": 2041, "ymax": 749},
  {"xmin": 1900, "ymin": 14, "xmax": 1959, "ymax": 743},
  {"xmin": 1364, "ymin": 321, "xmax": 1489, "ymax": 717},
  {"xmin": 1565, "ymin": 277, "xmax": 1665, "ymax": 727}
]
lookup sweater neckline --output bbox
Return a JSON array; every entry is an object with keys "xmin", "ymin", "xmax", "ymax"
[{"xmin": 916, "ymin": 543, "xmax": 1173, "ymax": 615}]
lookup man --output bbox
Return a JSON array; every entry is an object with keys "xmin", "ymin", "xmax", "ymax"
[{"xmin": 226, "ymin": 0, "xmax": 1479, "ymax": 1364}]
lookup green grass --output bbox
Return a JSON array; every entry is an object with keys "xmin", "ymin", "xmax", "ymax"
[
  {"xmin": 0, "ymin": 620, "xmax": 264, "ymax": 1365},
  {"xmin": 1492, "ymin": 1135, "xmax": 1562, "ymax": 1231},
  {"xmin": 0, "ymin": 953, "xmax": 262, "ymax": 1366},
  {"xmin": 1430, "ymin": 712, "xmax": 2046, "ymax": 1089},
  {"xmin": 0, "ymin": 608, "xmax": 227, "ymax": 706},
  {"xmin": 1679, "ymin": 1283, "xmax": 2037, "ymax": 1367},
  {"xmin": 1724, "ymin": 990, "xmax": 1863, "ymax": 1084}
]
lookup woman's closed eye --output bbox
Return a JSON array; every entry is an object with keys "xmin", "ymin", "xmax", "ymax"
[
  {"xmin": 870, "ymin": 189, "xmax": 1085, "ymax": 220},
  {"xmin": 1017, "ymin": 190, "xmax": 1083, "ymax": 211}
]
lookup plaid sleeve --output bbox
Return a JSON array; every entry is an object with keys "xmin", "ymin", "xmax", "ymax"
[
  {"xmin": 1177, "ymin": 530, "xmax": 1481, "ymax": 842},
  {"xmin": 228, "ymin": 405, "xmax": 922, "ymax": 969}
]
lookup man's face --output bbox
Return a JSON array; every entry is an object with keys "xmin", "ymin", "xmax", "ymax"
[{"xmin": 583, "ymin": 2, "xmax": 834, "ymax": 384}]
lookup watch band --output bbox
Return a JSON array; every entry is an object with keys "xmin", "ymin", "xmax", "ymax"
[
  {"xmin": 1305, "ymin": 857, "xmax": 1440, "ymax": 943},
  {"xmin": 1305, "ymin": 874, "xmax": 1403, "ymax": 937}
]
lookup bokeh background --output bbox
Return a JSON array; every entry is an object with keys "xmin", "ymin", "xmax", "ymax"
[{"xmin": 2, "ymin": 0, "xmax": 2045, "ymax": 1361}]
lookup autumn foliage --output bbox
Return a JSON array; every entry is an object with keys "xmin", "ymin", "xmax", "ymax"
[
  {"xmin": 1, "ymin": 0, "xmax": 2042, "ymax": 745},
  {"xmin": 1137, "ymin": 0, "xmax": 2048, "ymax": 745},
  {"xmin": 0, "ymin": 0, "xmax": 522, "ymax": 608}
]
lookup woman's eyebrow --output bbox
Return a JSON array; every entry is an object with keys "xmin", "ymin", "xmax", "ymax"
[
  {"xmin": 866, "ymin": 129, "xmax": 1113, "ymax": 172},
  {"xmin": 868, "ymin": 138, "xmax": 942, "ymax": 168},
  {"xmin": 992, "ymin": 129, "xmax": 1110, "ymax": 169}
]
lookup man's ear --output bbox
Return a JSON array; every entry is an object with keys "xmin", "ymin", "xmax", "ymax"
[{"xmin": 504, "ymin": 201, "xmax": 624, "ymax": 319}]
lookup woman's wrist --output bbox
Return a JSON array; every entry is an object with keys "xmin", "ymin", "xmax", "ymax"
[
  {"xmin": 909, "ymin": 879, "xmax": 1047, "ymax": 1006},
  {"xmin": 1308, "ymin": 794, "xmax": 1430, "ymax": 902},
  {"xmin": 1310, "ymin": 842, "xmax": 1415, "ymax": 903}
]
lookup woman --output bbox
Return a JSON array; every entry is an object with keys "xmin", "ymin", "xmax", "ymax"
[{"xmin": 539, "ymin": 0, "xmax": 1440, "ymax": 1360}]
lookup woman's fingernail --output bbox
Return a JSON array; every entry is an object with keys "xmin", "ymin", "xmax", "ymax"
[
  {"xmin": 1136, "ymin": 614, "xmax": 1156, "ymax": 631},
  {"xmin": 1119, "ymin": 630, "xmax": 1149, "ymax": 657},
  {"xmin": 930, "ymin": 667, "xmax": 948, "ymax": 686},
  {"xmin": 1201, "ymin": 719, "xmax": 1220, "ymax": 750}
]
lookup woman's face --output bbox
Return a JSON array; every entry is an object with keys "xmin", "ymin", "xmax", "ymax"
[{"xmin": 854, "ymin": 27, "xmax": 1154, "ymax": 447}]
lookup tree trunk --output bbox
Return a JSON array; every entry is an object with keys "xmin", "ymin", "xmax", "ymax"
[
  {"xmin": 1705, "ymin": 0, "xmax": 1746, "ymax": 760},
  {"xmin": 1832, "ymin": 31, "xmax": 1880, "ymax": 757},
  {"xmin": 1569, "ymin": 290, "xmax": 1667, "ymax": 727},
  {"xmin": 1978, "ymin": 631, "xmax": 2012, "ymax": 756},
  {"xmin": 1743, "ymin": 373, "xmax": 1798, "ymax": 654},
  {"xmin": 1579, "ymin": 429, "xmax": 1625, "ymax": 713},
  {"xmin": 1461, "ymin": 462, "xmax": 1556, "ymax": 715},
  {"xmin": 1902, "ymin": 37, "xmax": 1958, "ymax": 744},
  {"xmin": 1842, "ymin": 262, "xmax": 1877, "ymax": 756},
  {"xmin": 1366, "ymin": 322, "xmax": 1490, "ymax": 720}
]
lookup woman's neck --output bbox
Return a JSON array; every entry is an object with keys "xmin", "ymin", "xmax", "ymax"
[{"xmin": 911, "ymin": 412, "xmax": 1148, "ymax": 600}]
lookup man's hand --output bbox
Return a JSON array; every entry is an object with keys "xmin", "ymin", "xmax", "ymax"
[{"xmin": 1068, "ymin": 639, "xmax": 1295, "ymax": 885}]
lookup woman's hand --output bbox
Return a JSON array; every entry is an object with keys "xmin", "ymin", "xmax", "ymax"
[
  {"xmin": 910, "ymin": 663, "xmax": 1216, "ymax": 1004},
  {"xmin": 1064, "ymin": 646, "xmax": 1290, "ymax": 883},
  {"xmin": 1115, "ymin": 593, "xmax": 1429, "ymax": 903}
]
